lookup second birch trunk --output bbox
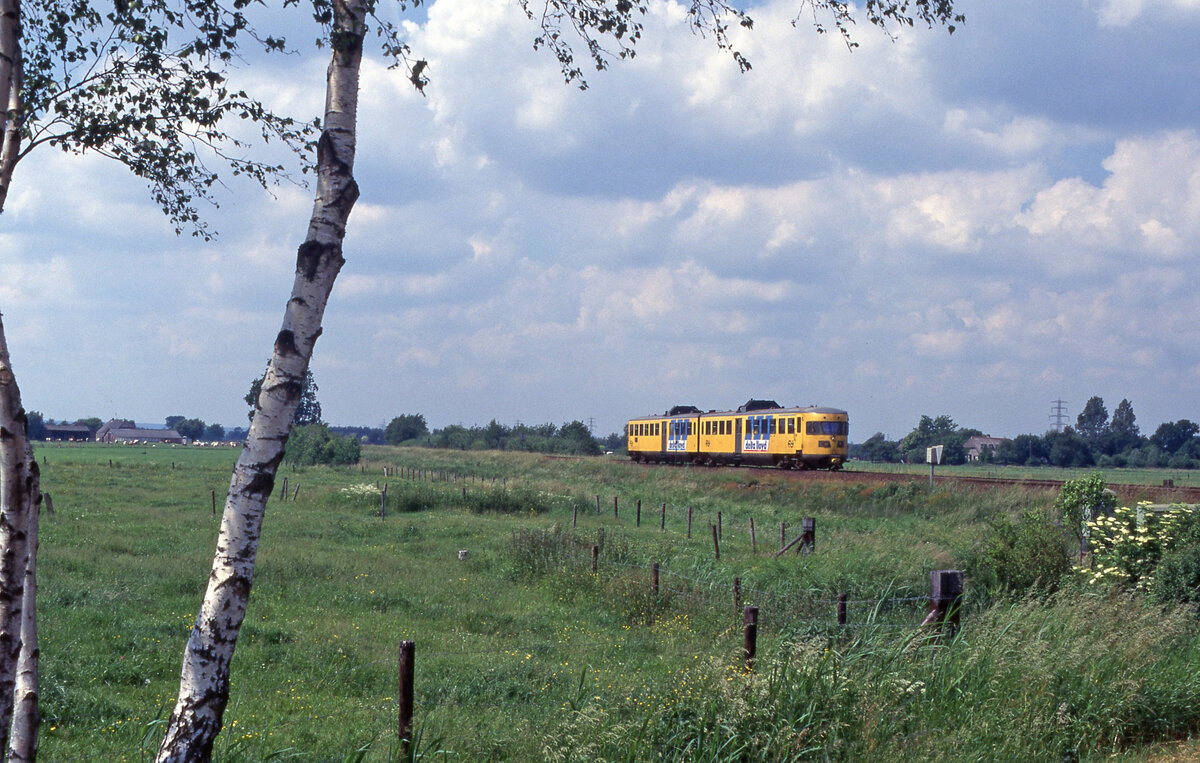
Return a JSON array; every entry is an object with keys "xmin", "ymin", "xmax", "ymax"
[{"xmin": 155, "ymin": 1, "xmax": 366, "ymax": 759}]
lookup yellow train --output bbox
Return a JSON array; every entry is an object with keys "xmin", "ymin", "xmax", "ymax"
[{"xmin": 626, "ymin": 399, "xmax": 848, "ymax": 470}]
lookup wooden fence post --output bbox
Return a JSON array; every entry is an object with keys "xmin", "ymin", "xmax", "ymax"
[
  {"xmin": 660, "ymin": 503, "xmax": 666, "ymax": 531},
  {"xmin": 718, "ymin": 511, "xmax": 722, "ymax": 540},
  {"xmin": 596, "ymin": 495, "xmax": 600, "ymax": 514},
  {"xmin": 573, "ymin": 505, "xmax": 578, "ymax": 530},
  {"xmin": 398, "ymin": 640, "xmax": 415, "ymax": 758},
  {"xmin": 636, "ymin": 499, "xmax": 641, "ymax": 527},
  {"xmin": 749, "ymin": 517, "xmax": 756, "ymax": 553},
  {"xmin": 592, "ymin": 544, "xmax": 599, "ymax": 573},
  {"xmin": 837, "ymin": 593, "xmax": 847, "ymax": 626},
  {"xmin": 281, "ymin": 477, "xmax": 288, "ymax": 501},
  {"xmin": 926, "ymin": 570, "xmax": 964, "ymax": 637},
  {"xmin": 614, "ymin": 496, "xmax": 619, "ymax": 519},
  {"xmin": 711, "ymin": 524, "xmax": 720, "ymax": 560},
  {"xmin": 743, "ymin": 606, "xmax": 759, "ymax": 671},
  {"xmin": 687, "ymin": 507, "xmax": 693, "ymax": 539},
  {"xmin": 800, "ymin": 517, "xmax": 816, "ymax": 554},
  {"xmin": 652, "ymin": 562, "xmax": 659, "ymax": 599},
  {"xmin": 211, "ymin": 489, "xmax": 216, "ymax": 518},
  {"xmin": 380, "ymin": 484, "xmax": 388, "ymax": 519}
]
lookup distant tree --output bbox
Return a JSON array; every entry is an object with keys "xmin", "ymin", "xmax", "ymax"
[
  {"xmin": 246, "ymin": 368, "xmax": 321, "ymax": 426},
  {"xmin": 1076, "ymin": 396, "xmax": 1110, "ymax": 453},
  {"xmin": 559, "ymin": 420, "xmax": 602, "ymax": 455},
  {"xmin": 329, "ymin": 426, "xmax": 386, "ymax": 444},
  {"xmin": 74, "ymin": 417, "xmax": 102, "ymax": 433},
  {"xmin": 1108, "ymin": 399, "xmax": 1142, "ymax": 453},
  {"xmin": 225, "ymin": 427, "xmax": 248, "ymax": 443},
  {"xmin": 176, "ymin": 419, "xmax": 206, "ymax": 441},
  {"xmin": 601, "ymin": 432, "xmax": 625, "ymax": 453},
  {"xmin": 859, "ymin": 432, "xmax": 899, "ymax": 462},
  {"xmin": 204, "ymin": 423, "xmax": 226, "ymax": 442},
  {"xmin": 25, "ymin": 412, "xmax": 45, "ymax": 441},
  {"xmin": 483, "ymin": 419, "xmax": 507, "ymax": 449},
  {"xmin": 436, "ymin": 425, "xmax": 473, "ymax": 450},
  {"xmin": 1044, "ymin": 428, "xmax": 1094, "ymax": 468},
  {"xmin": 1150, "ymin": 420, "xmax": 1200, "ymax": 455},
  {"xmin": 165, "ymin": 415, "xmax": 186, "ymax": 431},
  {"xmin": 996, "ymin": 434, "xmax": 1049, "ymax": 466},
  {"xmin": 384, "ymin": 414, "xmax": 429, "ymax": 445},
  {"xmin": 898, "ymin": 415, "xmax": 967, "ymax": 464}
]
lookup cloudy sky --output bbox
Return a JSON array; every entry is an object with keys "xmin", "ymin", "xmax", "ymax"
[{"xmin": 2, "ymin": 0, "xmax": 1198, "ymax": 440}]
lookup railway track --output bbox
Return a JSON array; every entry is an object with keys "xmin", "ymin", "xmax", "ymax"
[
  {"xmin": 790, "ymin": 467, "xmax": 1200, "ymax": 503},
  {"xmin": 618, "ymin": 456, "xmax": 1200, "ymax": 503}
]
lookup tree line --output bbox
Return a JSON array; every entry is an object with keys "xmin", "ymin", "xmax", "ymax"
[
  {"xmin": 382, "ymin": 414, "xmax": 617, "ymax": 456},
  {"xmin": 855, "ymin": 397, "xmax": 1200, "ymax": 469}
]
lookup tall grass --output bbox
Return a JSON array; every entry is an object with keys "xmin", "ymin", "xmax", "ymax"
[{"xmin": 541, "ymin": 591, "xmax": 1200, "ymax": 761}]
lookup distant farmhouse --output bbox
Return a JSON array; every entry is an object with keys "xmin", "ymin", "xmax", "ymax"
[
  {"xmin": 96, "ymin": 419, "xmax": 185, "ymax": 444},
  {"xmin": 43, "ymin": 424, "xmax": 94, "ymax": 442},
  {"xmin": 964, "ymin": 435, "xmax": 1008, "ymax": 462}
]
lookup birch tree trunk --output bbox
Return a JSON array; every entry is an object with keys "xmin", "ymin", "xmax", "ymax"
[
  {"xmin": 155, "ymin": 1, "xmax": 365, "ymax": 759},
  {"xmin": 0, "ymin": 314, "xmax": 37, "ymax": 757},
  {"xmin": 8, "ymin": 484, "xmax": 38, "ymax": 763}
]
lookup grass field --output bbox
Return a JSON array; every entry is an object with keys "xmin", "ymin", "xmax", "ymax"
[
  {"xmin": 32, "ymin": 443, "xmax": 1200, "ymax": 760},
  {"xmin": 842, "ymin": 459, "xmax": 1200, "ymax": 489}
]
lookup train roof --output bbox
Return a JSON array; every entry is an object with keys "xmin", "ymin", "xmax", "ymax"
[{"xmin": 628, "ymin": 405, "xmax": 847, "ymax": 421}]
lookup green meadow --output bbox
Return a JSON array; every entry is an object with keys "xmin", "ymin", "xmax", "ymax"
[{"xmin": 33, "ymin": 444, "xmax": 1200, "ymax": 760}]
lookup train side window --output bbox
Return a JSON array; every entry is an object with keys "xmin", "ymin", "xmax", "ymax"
[{"xmin": 788, "ymin": 418, "xmax": 795, "ymax": 435}]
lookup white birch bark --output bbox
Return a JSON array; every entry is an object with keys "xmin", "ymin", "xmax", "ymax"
[
  {"xmin": 0, "ymin": 43, "xmax": 20, "ymax": 214},
  {"xmin": 0, "ymin": 0, "xmax": 16, "ymax": 141},
  {"xmin": 0, "ymin": 0, "xmax": 18, "ymax": 213},
  {"xmin": 0, "ymin": 313, "xmax": 36, "ymax": 757},
  {"xmin": 8, "ymin": 484, "xmax": 38, "ymax": 763},
  {"xmin": 155, "ymin": 1, "xmax": 365, "ymax": 758}
]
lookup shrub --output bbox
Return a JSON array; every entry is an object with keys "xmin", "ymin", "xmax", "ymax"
[
  {"xmin": 1055, "ymin": 474, "xmax": 1115, "ymax": 543},
  {"xmin": 285, "ymin": 423, "xmax": 361, "ymax": 465},
  {"xmin": 1150, "ymin": 545, "xmax": 1200, "ymax": 607},
  {"xmin": 972, "ymin": 507, "xmax": 1072, "ymax": 595},
  {"xmin": 1084, "ymin": 503, "xmax": 1195, "ymax": 592}
]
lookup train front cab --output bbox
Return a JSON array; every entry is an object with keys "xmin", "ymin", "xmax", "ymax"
[{"xmin": 796, "ymin": 407, "xmax": 849, "ymax": 469}]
